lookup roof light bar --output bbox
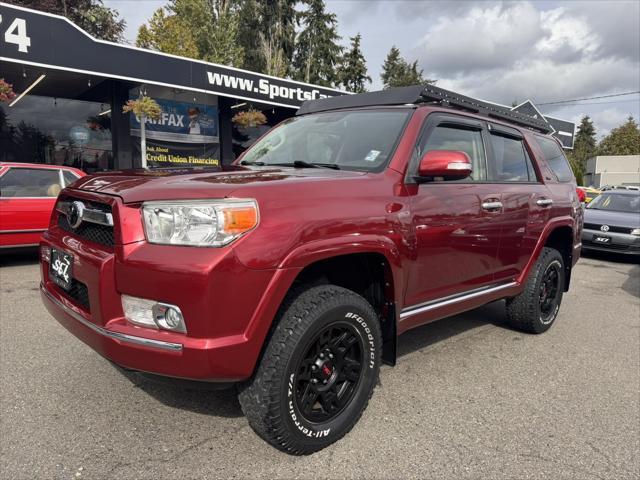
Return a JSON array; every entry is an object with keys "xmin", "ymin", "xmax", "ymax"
[{"xmin": 9, "ymin": 74, "xmax": 46, "ymax": 107}]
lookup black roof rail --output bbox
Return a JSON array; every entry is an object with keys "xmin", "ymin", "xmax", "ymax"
[{"xmin": 297, "ymin": 84, "xmax": 553, "ymax": 134}]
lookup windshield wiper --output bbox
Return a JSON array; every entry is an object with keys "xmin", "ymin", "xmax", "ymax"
[
  {"xmin": 291, "ymin": 160, "xmax": 340, "ymax": 170},
  {"xmin": 243, "ymin": 160, "xmax": 340, "ymax": 170}
]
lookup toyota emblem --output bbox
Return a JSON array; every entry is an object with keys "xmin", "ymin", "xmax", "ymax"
[
  {"xmin": 67, "ymin": 201, "xmax": 85, "ymax": 229},
  {"xmin": 600, "ymin": 225, "xmax": 610, "ymax": 232}
]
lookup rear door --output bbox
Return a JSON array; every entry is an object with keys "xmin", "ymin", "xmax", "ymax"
[
  {"xmin": 404, "ymin": 113, "xmax": 504, "ymax": 309},
  {"xmin": 485, "ymin": 124, "xmax": 551, "ymax": 282},
  {"xmin": 0, "ymin": 167, "xmax": 63, "ymax": 246}
]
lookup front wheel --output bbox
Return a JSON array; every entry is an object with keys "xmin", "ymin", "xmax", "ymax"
[
  {"xmin": 506, "ymin": 247, "xmax": 565, "ymax": 333},
  {"xmin": 238, "ymin": 285, "xmax": 382, "ymax": 455}
]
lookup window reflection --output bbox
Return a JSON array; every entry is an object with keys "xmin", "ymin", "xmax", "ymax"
[{"xmin": 0, "ymin": 95, "xmax": 113, "ymax": 173}]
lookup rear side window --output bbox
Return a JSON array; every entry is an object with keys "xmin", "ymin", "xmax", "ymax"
[
  {"xmin": 488, "ymin": 133, "xmax": 537, "ymax": 182},
  {"xmin": 535, "ymin": 136, "xmax": 574, "ymax": 182},
  {"xmin": 0, "ymin": 168, "xmax": 62, "ymax": 197},
  {"xmin": 420, "ymin": 126, "xmax": 487, "ymax": 181}
]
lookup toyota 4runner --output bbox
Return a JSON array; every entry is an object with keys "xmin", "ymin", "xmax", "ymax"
[{"xmin": 40, "ymin": 85, "xmax": 583, "ymax": 454}]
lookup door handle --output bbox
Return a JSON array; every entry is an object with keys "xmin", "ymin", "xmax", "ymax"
[
  {"xmin": 481, "ymin": 201, "xmax": 503, "ymax": 211},
  {"xmin": 536, "ymin": 198, "xmax": 553, "ymax": 207}
]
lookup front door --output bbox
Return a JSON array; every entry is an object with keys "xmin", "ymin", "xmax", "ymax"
[{"xmin": 404, "ymin": 114, "xmax": 503, "ymax": 310}]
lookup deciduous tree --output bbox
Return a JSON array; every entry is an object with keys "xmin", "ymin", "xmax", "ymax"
[
  {"xmin": 598, "ymin": 116, "xmax": 640, "ymax": 156},
  {"xmin": 6, "ymin": 0, "xmax": 125, "ymax": 41},
  {"xmin": 136, "ymin": 0, "xmax": 244, "ymax": 67}
]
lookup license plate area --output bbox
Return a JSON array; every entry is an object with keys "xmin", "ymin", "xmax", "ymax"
[
  {"xmin": 593, "ymin": 234, "xmax": 612, "ymax": 244},
  {"xmin": 49, "ymin": 249, "xmax": 74, "ymax": 291}
]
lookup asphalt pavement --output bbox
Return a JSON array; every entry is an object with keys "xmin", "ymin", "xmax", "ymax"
[{"xmin": 1, "ymin": 250, "xmax": 638, "ymax": 479}]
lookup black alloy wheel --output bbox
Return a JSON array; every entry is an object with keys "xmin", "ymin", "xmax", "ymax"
[
  {"xmin": 539, "ymin": 260, "xmax": 562, "ymax": 324},
  {"xmin": 506, "ymin": 247, "xmax": 565, "ymax": 334},
  {"xmin": 293, "ymin": 322, "xmax": 364, "ymax": 423}
]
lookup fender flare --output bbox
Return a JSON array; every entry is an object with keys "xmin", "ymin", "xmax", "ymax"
[
  {"xmin": 278, "ymin": 234, "xmax": 405, "ymax": 304},
  {"xmin": 517, "ymin": 216, "xmax": 577, "ymax": 287}
]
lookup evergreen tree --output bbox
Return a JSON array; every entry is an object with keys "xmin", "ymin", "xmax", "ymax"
[
  {"xmin": 7, "ymin": 0, "xmax": 125, "ymax": 41},
  {"xmin": 380, "ymin": 46, "xmax": 434, "ymax": 88},
  {"xmin": 567, "ymin": 115, "xmax": 597, "ymax": 185},
  {"xmin": 292, "ymin": 0, "xmax": 342, "ymax": 87},
  {"xmin": 237, "ymin": 0, "xmax": 296, "ymax": 76},
  {"xmin": 338, "ymin": 34, "xmax": 371, "ymax": 93},
  {"xmin": 598, "ymin": 116, "xmax": 640, "ymax": 156}
]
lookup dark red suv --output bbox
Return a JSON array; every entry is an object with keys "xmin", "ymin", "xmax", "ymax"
[{"xmin": 40, "ymin": 85, "xmax": 582, "ymax": 454}]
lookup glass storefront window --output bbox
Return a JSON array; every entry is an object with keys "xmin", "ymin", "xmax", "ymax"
[{"xmin": 0, "ymin": 95, "xmax": 112, "ymax": 173}]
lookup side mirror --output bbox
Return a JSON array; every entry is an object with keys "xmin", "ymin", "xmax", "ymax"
[{"xmin": 417, "ymin": 150, "xmax": 473, "ymax": 180}]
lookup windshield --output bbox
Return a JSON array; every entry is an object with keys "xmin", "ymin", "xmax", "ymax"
[
  {"xmin": 587, "ymin": 192, "xmax": 640, "ymax": 213},
  {"xmin": 239, "ymin": 109, "xmax": 411, "ymax": 171}
]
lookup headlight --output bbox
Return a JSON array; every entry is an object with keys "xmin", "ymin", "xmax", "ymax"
[
  {"xmin": 142, "ymin": 199, "xmax": 258, "ymax": 246},
  {"xmin": 631, "ymin": 228, "xmax": 640, "ymax": 236}
]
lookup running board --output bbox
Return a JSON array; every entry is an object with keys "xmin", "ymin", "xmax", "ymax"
[{"xmin": 400, "ymin": 282, "xmax": 518, "ymax": 320}]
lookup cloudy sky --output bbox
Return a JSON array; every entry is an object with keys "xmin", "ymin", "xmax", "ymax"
[{"xmin": 104, "ymin": 0, "xmax": 640, "ymax": 138}]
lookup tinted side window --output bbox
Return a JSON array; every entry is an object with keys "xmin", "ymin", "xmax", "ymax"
[
  {"xmin": 488, "ymin": 133, "xmax": 536, "ymax": 182},
  {"xmin": 421, "ymin": 126, "xmax": 487, "ymax": 181},
  {"xmin": 0, "ymin": 168, "xmax": 61, "ymax": 197},
  {"xmin": 535, "ymin": 136, "xmax": 574, "ymax": 182}
]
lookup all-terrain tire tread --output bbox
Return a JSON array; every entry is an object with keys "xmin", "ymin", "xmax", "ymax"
[
  {"xmin": 238, "ymin": 284, "xmax": 381, "ymax": 455},
  {"xmin": 505, "ymin": 247, "xmax": 564, "ymax": 334}
]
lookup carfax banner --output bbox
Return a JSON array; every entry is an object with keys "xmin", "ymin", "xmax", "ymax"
[{"xmin": 129, "ymin": 98, "xmax": 219, "ymax": 143}]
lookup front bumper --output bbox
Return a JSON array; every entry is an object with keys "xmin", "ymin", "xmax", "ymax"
[
  {"xmin": 581, "ymin": 229, "xmax": 640, "ymax": 255},
  {"xmin": 39, "ymin": 190, "xmax": 299, "ymax": 382}
]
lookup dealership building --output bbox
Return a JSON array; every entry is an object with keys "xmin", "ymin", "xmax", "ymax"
[{"xmin": 0, "ymin": 2, "xmax": 574, "ymax": 173}]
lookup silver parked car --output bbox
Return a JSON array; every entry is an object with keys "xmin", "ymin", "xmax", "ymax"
[{"xmin": 581, "ymin": 190, "xmax": 640, "ymax": 256}]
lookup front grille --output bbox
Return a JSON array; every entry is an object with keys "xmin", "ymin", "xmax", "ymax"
[
  {"xmin": 58, "ymin": 215, "xmax": 114, "ymax": 247},
  {"xmin": 54, "ymin": 279, "xmax": 91, "ymax": 312},
  {"xmin": 583, "ymin": 223, "xmax": 632, "ymax": 234},
  {"xmin": 57, "ymin": 196, "xmax": 114, "ymax": 247}
]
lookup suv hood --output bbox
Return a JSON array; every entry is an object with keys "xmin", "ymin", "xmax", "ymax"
[{"xmin": 69, "ymin": 165, "xmax": 366, "ymax": 203}]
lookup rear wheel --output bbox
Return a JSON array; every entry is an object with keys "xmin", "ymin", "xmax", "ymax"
[
  {"xmin": 238, "ymin": 285, "xmax": 381, "ymax": 455},
  {"xmin": 506, "ymin": 247, "xmax": 565, "ymax": 333}
]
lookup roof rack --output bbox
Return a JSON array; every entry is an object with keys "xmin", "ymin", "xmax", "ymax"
[{"xmin": 297, "ymin": 84, "xmax": 552, "ymax": 134}]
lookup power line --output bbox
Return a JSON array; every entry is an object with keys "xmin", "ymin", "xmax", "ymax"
[
  {"xmin": 539, "ymin": 99, "xmax": 640, "ymax": 109},
  {"xmin": 536, "ymin": 91, "xmax": 640, "ymax": 106}
]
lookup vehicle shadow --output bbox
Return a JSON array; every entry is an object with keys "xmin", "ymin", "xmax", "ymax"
[
  {"xmin": 622, "ymin": 265, "xmax": 640, "ymax": 299},
  {"xmin": 108, "ymin": 302, "xmax": 510, "ymax": 419},
  {"xmin": 396, "ymin": 300, "xmax": 507, "ymax": 359},
  {"xmin": 0, "ymin": 249, "xmax": 40, "ymax": 267},
  {"xmin": 581, "ymin": 249, "xmax": 640, "ymax": 265},
  {"xmin": 112, "ymin": 364, "xmax": 244, "ymax": 418}
]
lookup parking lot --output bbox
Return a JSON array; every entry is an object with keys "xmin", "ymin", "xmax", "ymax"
[{"xmin": 1, "ymin": 252, "xmax": 638, "ymax": 479}]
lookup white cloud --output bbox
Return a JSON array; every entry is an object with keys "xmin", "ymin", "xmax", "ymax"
[
  {"xmin": 572, "ymin": 108, "xmax": 638, "ymax": 139},
  {"xmin": 415, "ymin": 2, "xmax": 544, "ymax": 75}
]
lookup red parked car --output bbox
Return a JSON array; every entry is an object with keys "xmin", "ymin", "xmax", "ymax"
[
  {"xmin": 0, "ymin": 163, "xmax": 85, "ymax": 249},
  {"xmin": 40, "ymin": 85, "xmax": 582, "ymax": 454}
]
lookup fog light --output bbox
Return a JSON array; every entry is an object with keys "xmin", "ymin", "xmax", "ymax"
[
  {"xmin": 631, "ymin": 228, "xmax": 640, "ymax": 236},
  {"xmin": 121, "ymin": 294, "xmax": 187, "ymax": 333},
  {"xmin": 153, "ymin": 303, "xmax": 187, "ymax": 333},
  {"xmin": 40, "ymin": 245, "xmax": 51, "ymax": 263},
  {"xmin": 121, "ymin": 295, "xmax": 157, "ymax": 329}
]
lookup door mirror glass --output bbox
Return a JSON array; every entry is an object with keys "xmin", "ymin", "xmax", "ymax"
[{"xmin": 417, "ymin": 150, "xmax": 473, "ymax": 180}]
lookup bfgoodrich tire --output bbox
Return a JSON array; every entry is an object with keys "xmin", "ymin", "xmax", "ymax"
[
  {"xmin": 238, "ymin": 285, "xmax": 382, "ymax": 455},
  {"xmin": 506, "ymin": 247, "xmax": 565, "ymax": 334}
]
